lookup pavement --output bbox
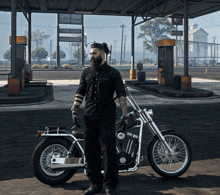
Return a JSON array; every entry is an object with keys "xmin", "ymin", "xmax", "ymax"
[
  {"xmin": 1, "ymin": 77, "xmax": 220, "ymax": 195},
  {"xmin": 0, "ymin": 77, "xmax": 220, "ymax": 105},
  {"xmin": 0, "ymin": 80, "xmax": 51, "ymax": 104},
  {"xmin": 125, "ymin": 80, "xmax": 214, "ymax": 98}
]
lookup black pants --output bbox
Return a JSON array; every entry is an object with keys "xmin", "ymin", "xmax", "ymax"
[{"xmin": 84, "ymin": 115, "xmax": 119, "ymax": 189}]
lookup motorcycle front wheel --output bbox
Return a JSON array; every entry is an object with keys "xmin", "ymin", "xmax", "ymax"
[
  {"xmin": 148, "ymin": 131, "xmax": 192, "ymax": 178},
  {"xmin": 32, "ymin": 137, "xmax": 78, "ymax": 185}
]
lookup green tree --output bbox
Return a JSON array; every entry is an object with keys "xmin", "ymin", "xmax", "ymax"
[
  {"xmin": 31, "ymin": 47, "xmax": 48, "ymax": 61},
  {"xmin": 3, "ymin": 48, "xmax": 11, "ymax": 60},
  {"xmin": 23, "ymin": 29, "xmax": 50, "ymax": 48},
  {"xmin": 142, "ymin": 57, "xmax": 150, "ymax": 64},
  {"xmin": 52, "ymin": 50, "xmax": 66, "ymax": 59},
  {"xmin": 138, "ymin": 18, "xmax": 175, "ymax": 56},
  {"xmin": 73, "ymin": 47, "xmax": 88, "ymax": 60}
]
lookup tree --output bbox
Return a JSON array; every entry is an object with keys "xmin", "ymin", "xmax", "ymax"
[
  {"xmin": 73, "ymin": 47, "xmax": 88, "ymax": 60},
  {"xmin": 52, "ymin": 50, "xmax": 66, "ymax": 59},
  {"xmin": 31, "ymin": 47, "xmax": 48, "ymax": 61},
  {"xmin": 142, "ymin": 57, "xmax": 150, "ymax": 64},
  {"xmin": 138, "ymin": 18, "xmax": 175, "ymax": 57},
  {"xmin": 3, "ymin": 48, "xmax": 11, "ymax": 60},
  {"xmin": 23, "ymin": 29, "xmax": 50, "ymax": 48}
]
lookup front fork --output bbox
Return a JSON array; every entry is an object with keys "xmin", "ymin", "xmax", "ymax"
[
  {"xmin": 126, "ymin": 93, "xmax": 173, "ymax": 154},
  {"xmin": 146, "ymin": 119, "xmax": 173, "ymax": 154},
  {"xmin": 137, "ymin": 118, "xmax": 173, "ymax": 168}
]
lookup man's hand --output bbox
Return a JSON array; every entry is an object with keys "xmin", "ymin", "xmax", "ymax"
[
  {"xmin": 72, "ymin": 111, "xmax": 80, "ymax": 128},
  {"xmin": 119, "ymin": 115, "xmax": 128, "ymax": 132}
]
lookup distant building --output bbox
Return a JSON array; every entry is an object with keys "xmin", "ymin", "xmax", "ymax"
[
  {"xmin": 189, "ymin": 24, "xmax": 208, "ymax": 42},
  {"xmin": 188, "ymin": 23, "xmax": 208, "ymax": 58}
]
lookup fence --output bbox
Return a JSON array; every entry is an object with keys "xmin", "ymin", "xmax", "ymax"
[
  {"xmin": 176, "ymin": 40, "xmax": 220, "ymax": 66},
  {"xmin": 0, "ymin": 60, "xmax": 88, "ymax": 70}
]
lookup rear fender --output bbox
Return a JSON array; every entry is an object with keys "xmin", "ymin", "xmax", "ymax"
[
  {"xmin": 43, "ymin": 137, "xmax": 82, "ymax": 157},
  {"xmin": 37, "ymin": 129, "xmax": 74, "ymax": 141}
]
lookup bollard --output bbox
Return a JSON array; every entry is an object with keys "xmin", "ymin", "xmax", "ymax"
[
  {"xmin": 181, "ymin": 76, "xmax": 191, "ymax": 91},
  {"xmin": 8, "ymin": 78, "xmax": 20, "ymax": 95},
  {"xmin": 130, "ymin": 69, "xmax": 136, "ymax": 79},
  {"xmin": 30, "ymin": 71, "xmax": 33, "ymax": 81}
]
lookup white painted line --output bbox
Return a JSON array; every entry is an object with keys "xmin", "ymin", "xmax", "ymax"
[
  {"xmin": 1, "ymin": 78, "xmax": 220, "ymax": 87},
  {"xmin": 192, "ymin": 78, "xmax": 220, "ymax": 82},
  {"xmin": 47, "ymin": 80, "xmax": 80, "ymax": 85}
]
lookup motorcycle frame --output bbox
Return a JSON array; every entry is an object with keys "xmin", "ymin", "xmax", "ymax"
[
  {"xmin": 41, "ymin": 117, "xmax": 145, "ymax": 174},
  {"xmin": 40, "ymin": 85, "xmax": 173, "ymax": 174}
]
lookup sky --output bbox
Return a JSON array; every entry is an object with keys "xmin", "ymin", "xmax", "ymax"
[{"xmin": 0, "ymin": 10, "xmax": 220, "ymax": 61}]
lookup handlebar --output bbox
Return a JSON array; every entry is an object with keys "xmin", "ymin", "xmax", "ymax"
[{"xmin": 124, "ymin": 84, "xmax": 141, "ymax": 112}]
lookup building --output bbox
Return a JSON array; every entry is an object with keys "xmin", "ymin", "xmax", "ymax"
[{"xmin": 188, "ymin": 23, "xmax": 208, "ymax": 58}]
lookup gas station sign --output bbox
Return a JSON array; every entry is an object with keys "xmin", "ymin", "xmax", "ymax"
[{"xmin": 59, "ymin": 14, "xmax": 83, "ymax": 25}]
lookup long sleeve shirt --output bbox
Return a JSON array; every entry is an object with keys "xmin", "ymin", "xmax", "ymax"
[{"xmin": 76, "ymin": 62, "xmax": 126, "ymax": 119}]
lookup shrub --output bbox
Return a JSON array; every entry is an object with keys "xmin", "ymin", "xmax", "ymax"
[
  {"xmin": 32, "ymin": 64, "xmax": 41, "ymax": 69},
  {"xmin": 42, "ymin": 64, "xmax": 50, "ymax": 69},
  {"xmin": 62, "ymin": 64, "xmax": 71, "ymax": 69}
]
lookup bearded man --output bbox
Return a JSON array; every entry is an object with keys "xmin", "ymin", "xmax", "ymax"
[{"xmin": 71, "ymin": 43, "xmax": 128, "ymax": 195}]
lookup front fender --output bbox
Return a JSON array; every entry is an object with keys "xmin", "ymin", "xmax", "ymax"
[{"xmin": 147, "ymin": 129, "xmax": 174, "ymax": 153}]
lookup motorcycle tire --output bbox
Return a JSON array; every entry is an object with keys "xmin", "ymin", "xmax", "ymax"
[
  {"xmin": 148, "ymin": 131, "xmax": 192, "ymax": 178},
  {"xmin": 32, "ymin": 137, "xmax": 79, "ymax": 185}
]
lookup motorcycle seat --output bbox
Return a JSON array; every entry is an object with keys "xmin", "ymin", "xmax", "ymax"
[{"xmin": 72, "ymin": 131, "xmax": 84, "ymax": 139}]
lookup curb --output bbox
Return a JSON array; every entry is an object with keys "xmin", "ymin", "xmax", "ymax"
[
  {"xmin": 125, "ymin": 80, "xmax": 214, "ymax": 98},
  {"xmin": 0, "ymin": 80, "xmax": 50, "ymax": 104}
]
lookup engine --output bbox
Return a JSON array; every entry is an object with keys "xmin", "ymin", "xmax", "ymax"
[{"xmin": 116, "ymin": 131, "xmax": 139, "ymax": 169}]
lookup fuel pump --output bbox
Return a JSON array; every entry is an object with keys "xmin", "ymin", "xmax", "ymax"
[
  {"xmin": 156, "ymin": 39, "xmax": 175, "ymax": 87},
  {"xmin": 8, "ymin": 36, "xmax": 27, "ymax": 95}
]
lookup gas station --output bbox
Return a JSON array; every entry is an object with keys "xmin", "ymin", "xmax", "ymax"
[
  {"xmin": 1, "ymin": 2, "xmax": 220, "ymax": 194},
  {"xmin": 0, "ymin": 0, "xmax": 220, "ymax": 97}
]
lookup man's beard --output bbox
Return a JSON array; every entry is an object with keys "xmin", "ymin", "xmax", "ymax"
[{"xmin": 90, "ymin": 54, "xmax": 102, "ymax": 73}]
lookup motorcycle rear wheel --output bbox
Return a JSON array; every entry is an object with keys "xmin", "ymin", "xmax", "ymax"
[
  {"xmin": 148, "ymin": 131, "xmax": 192, "ymax": 178},
  {"xmin": 32, "ymin": 137, "xmax": 78, "ymax": 185}
]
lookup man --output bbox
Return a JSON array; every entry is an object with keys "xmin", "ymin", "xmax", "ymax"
[{"xmin": 71, "ymin": 43, "xmax": 128, "ymax": 195}]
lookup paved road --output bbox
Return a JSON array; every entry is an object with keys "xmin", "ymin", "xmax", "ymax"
[
  {"xmin": 1, "ymin": 66, "xmax": 220, "ymax": 81},
  {"xmin": 27, "ymin": 67, "xmax": 220, "ymax": 80},
  {"xmin": 0, "ymin": 72, "xmax": 220, "ymax": 194}
]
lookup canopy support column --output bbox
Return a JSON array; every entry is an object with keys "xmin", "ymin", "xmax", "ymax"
[
  {"xmin": 184, "ymin": 0, "xmax": 189, "ymax": 76},
  {"xmin": 11, "ymin": 0, "xmax": 17, "ymax": 78},
  {"xmin": 130, "ymin": 16, "xmax": 136, "ymax": 79},
  {"xmin": 28, "ymin": 10, "xmax": 31, "ymax": 69},
  {"xmin": 56, "ymin": 14, "xmax": 60, "ymax": 69}
]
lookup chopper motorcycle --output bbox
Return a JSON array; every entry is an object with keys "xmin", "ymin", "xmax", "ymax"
[{"xmin": 32, "ymin": 85, "xmax": 192, "ymax": 185}]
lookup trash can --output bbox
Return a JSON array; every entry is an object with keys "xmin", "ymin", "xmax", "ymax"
[
  {"xmin": 172, "ymin": 75, "xmax": 181, "ymax": 90},
  {"xmin": 137, "ymin": 63, "xmax": 143, "ymax": 71},
  {"xmin": 137, "ymin": 71, "xmax": 146, "ymax": 82}
]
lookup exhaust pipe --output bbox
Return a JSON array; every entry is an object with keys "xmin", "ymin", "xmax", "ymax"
[
  {"xmin": 49, "ymin": 157, "xmax": 86, "ymax": 169},
  {"xmin": 49, "ymin": 163, "xmax": 86, "ymax": 169}
]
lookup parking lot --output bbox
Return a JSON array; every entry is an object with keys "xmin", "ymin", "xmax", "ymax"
[{"xmin": 0, "ymin": 69, "xmax": 220, "ymax": 194}]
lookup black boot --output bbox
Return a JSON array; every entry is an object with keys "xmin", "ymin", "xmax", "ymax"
[
  {"xmin": 84, "ymin": 184, "xmax": 103, "ymax": 195},
  {"xmin": 106, "ymin": 188, "xmax": 116, "ymax": 195}
]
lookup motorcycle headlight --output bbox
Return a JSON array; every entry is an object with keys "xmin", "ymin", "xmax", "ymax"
[
  {"xmin": 147, "ymin": 109, "xmax": 153, "ymax": 118},
  {"xmin": 143, "ymin": 109, "xmax": 153, "ymax": 118}
]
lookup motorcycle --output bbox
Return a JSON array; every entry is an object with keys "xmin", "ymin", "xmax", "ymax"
[{"xmin": 32, "ymin": 85, "xmax": 192, "ymax": 185}]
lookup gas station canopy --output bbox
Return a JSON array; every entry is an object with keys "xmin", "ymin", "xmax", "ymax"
[
  {"xmin": 1, "ymin": 0, "xmax": 220, "ymax": 25},
  {"xmin": 2, "ymin": 0, "xmax": 220, "ymax": 91}
]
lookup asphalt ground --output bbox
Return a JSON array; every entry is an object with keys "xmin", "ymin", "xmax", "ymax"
[
  {"xmin": 1, "ymin": 66, "xmax": 220, "ymax": 81},
  {"xmin": 0, "ymin": 68, "xmax": 220, "ymax": 194}
]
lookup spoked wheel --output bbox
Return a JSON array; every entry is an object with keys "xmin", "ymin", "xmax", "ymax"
[
  {"xmin": 148, "ymin": 131, "xmax": 192, "ymax": 178},
  {"xmin": 32, "ymin": 138, "xmax": 78, "ymax": 185}
]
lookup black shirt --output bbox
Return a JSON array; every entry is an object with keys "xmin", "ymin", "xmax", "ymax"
[{"xmin": 76, "ymin": 62, "xmax": 126, "ymax": 119}]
